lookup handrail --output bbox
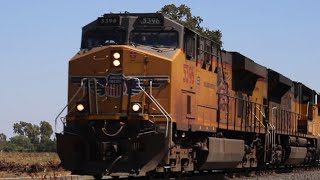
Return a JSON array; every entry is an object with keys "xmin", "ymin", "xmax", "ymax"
[
  {"xmin": 54, "ymin": 78, "xmax": 87, "ymax": 132},
  {"xmin": 255, "ymin": 106, "xmax": 266, "ymax": 119},
  {"xmin": 252, "ymin": 105, "xmax": 274, "ymax": 163},
  {"xmin": 255, "ymin": 105, "xmax": 276, "ymax": 132},
  {"xmin": 149, "ymin": 81, "xmax": 173, "ymax": 146},
  {"xmin": 251, "ymin": 111, "xmax": 269, "ymax": 134},
  {"xmin": 216, "ymin": 92, "xmax": 267, "ymax": 107},
  {"xmin": 270, "ymin": 107, "xmax": 278, "ymax": 150},
  {"xmin": 127, "ymin": 77, "xmax": 172, "ymax": 138},
  {"xmin": 252, "ymin": 106, "xmax": 276, "ymax": 148},
  {"xmin": 148, "ymin": 114, "xmax": 166, "ymax": 124}
]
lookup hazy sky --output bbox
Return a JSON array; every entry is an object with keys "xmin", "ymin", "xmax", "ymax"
[{"xmin": 0, "ymin": 1, "xmax": 319, "ymax": 137}]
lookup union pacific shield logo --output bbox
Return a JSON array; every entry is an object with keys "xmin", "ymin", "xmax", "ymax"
[
  {"xmin": 105, "ymin": 74, "xmax": 126, "ymax": 98},
  {"xmin": 71, "ymin": 74, "xmax": 169, "ymax": 98}
]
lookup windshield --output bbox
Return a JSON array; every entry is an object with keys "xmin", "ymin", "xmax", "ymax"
[
  {"xmin": 130, "ymin": 31, "xmax": 178, "ymax": 48},
  {"xmin": 81, "ymin": 30, "xmax": 126, "ymax": 49}
]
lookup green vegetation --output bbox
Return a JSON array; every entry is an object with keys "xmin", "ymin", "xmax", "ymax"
[
  {"xmin": 0, "ymin": 121, "xmax": 56, "ymax": 152},
  {"xmin": 161, "ymin": 4, "xmax": 222, "ymax": 44}
]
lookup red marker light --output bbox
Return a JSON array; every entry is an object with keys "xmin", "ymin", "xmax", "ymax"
[{"xmin": 130, "ymin": 51, "xmax": 137, "ymax": 59}]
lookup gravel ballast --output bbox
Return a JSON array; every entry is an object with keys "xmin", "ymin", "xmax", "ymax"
[{"xmin": 230, "ymin": 169, "xmax": 320, "ymax": 180}]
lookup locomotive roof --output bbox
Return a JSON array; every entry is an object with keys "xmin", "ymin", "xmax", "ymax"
[
  {"xmin": 294, "ymin": 81, "xmax": 315, "ymax": 93},
  {"xmin": 83, "ymin": 12, "xmax": 180, "ymax": 29},
  {"xmin": 101, "ymin": 12, "xmax": 164, "ymax": 16},
  {"xmin": 229, "ymin": 51, "xmax": 267, "ymax": 78},
  {"xmin": 268, "ymin": 69, "xmax": 293, "ymax": 88},
  {"xmin": 83, "ymin": 12, "xmax": 221, "ymax": 45}
]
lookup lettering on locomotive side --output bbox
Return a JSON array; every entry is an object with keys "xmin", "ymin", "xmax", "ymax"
[
  {"xmin": 135, "ymin": 15, "xmax": 164, "ymax": 26},
  {"xmin": 183, "ymin": 64, "xmax": 195, "ymax": 84},
  {"xmin": 203, "ymin": 82, "xmax": 215, "ymax": 89},
  {"xmin": 139, "ymin": 17, "xmax": 161, "ymax": 25},
  {"xmin": 97, "ymin": 16, "xmax": 120, "ymax": 26},
  {"xmin": 105, "ymin": 74, "xmax": 125, "ymax": 98},
  {"xmin": 107, "ymin": 74, "xmax": 123, "ymax": 84}
]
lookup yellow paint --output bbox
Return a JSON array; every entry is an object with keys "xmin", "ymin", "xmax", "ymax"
[{"xmin": 67, "ymin": 45, "xmax": 320, "ymax": 138}]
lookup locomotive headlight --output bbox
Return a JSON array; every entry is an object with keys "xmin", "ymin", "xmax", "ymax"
[
  {"xmin": 77, "ymin": 104, "xmax": 85, "ymax": 112},
  {"xmin": 113, "ymin": 59, "xmax": 121, "ymax": 67},
  {"xmin": 113, "ymin": 52, "xmax": 121, "ymax": 59},
  {"xmin": 132, "ymin": 103, "xmax": 141, "ymax": 112}
]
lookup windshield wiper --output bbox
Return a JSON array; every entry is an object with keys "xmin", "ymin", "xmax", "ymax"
[
  {"xmin": 130, "ymin": 42, "xmax": 176, "ymax": 52},
  {"xmin": 130, "ymin": 42, "xmax": 161, "ymax": 51}
]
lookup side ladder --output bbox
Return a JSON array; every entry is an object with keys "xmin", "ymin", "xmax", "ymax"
[{"xmin": 252, "ymin": 106, "xmax": 276, "ymax": 163}]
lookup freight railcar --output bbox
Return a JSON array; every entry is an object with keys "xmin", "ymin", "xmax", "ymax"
[{"xmin": 55, "ymin": 12, "xmax": 320, "ymax": 179}]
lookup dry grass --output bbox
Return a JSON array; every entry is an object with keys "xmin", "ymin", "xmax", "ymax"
[
  {"xmin": 0, "ymin": 152, "xmax": 60, "ymax": 165},
  {"xmin": 0, "ymin": 152, "xmax": 72, "ymax": 178}
]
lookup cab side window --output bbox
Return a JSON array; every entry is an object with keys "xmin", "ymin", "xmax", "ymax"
[
  {"xmin": 184, "ymin": 30, "xmax": 195, "ymax": 61},
  {"xmin": 197, "ymin": 37, "xmax": 205, "ymax": 67},
  {"xmin": 317, "ymin": 94, "xmax": 320, "ymax": 115}
]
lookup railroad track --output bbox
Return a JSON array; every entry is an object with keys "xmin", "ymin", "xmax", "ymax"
[
  {"xmin": 226, "ymin": 165, "xmax": 320, "ymax": 180},
  {"xmin": 90, "ymin": 165, "xmax": 320, "ymax": 180}
]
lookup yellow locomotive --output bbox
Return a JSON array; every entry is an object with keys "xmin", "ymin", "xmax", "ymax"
[{"xmin": 55, "ymin": 13, "xmax": 320, "ymax": 179}]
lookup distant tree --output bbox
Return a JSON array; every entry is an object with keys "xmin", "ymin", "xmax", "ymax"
[
  {"xmin": 4, "ymin": 135, "xmax": 34, "ymax": 152},
  {"xmin": 11, "ymin": 121, "xmax": 55, "ymax": 152},
  {"xmin": 2, "ymin": 143, "xmax": 15, "ymax": 152},
  {"xmin": 37, "ymin": 121, "xmax": 55, "ymax": 152},
  {"xmin": 13, "ymin": 121, "xmax": 40, "ymax": 144},
  {"xmin": 40, "ymin": 121, "xmax": 53, "ymax": 139},
  {"xmin": 38, "ymin": 137, "xmax": 56, "ymax": 152},
  {"xmin": 161, "ymin": 4, "xmax": 222, "ymax": 44},
  {"xmin": 0, "ymin": 133, "xmax": 6, "ymax": 142},
  {"xmin": 13, "ymin": 123, "xmax": 24, "ymax": 136},
  {"xmin": 0, "ymin": 133, "xmax": 7, "ymax": 151}
]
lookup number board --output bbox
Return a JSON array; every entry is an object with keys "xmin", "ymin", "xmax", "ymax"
[
  {"xmin": 136, "ymin": 15, "xmax": 164, "ymax": 26},
  {"xmin": 97, "ymin": 16, "xmax": 121, "ymax": 26}
]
